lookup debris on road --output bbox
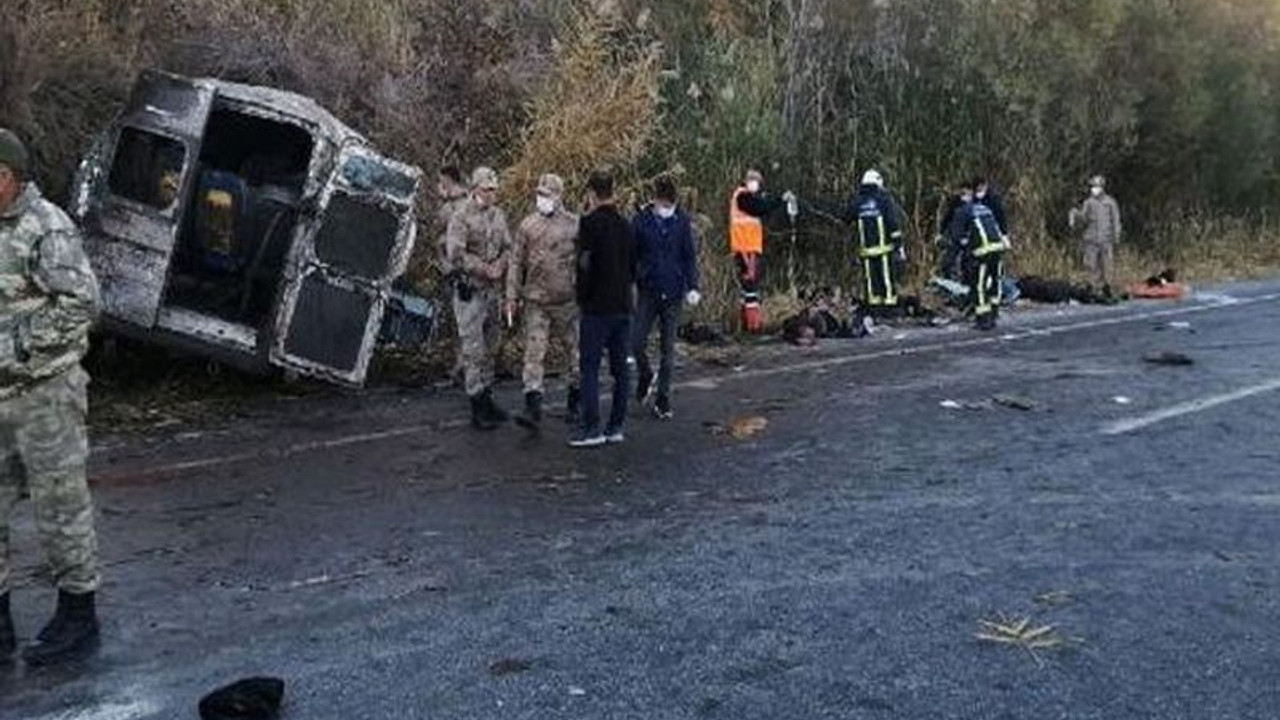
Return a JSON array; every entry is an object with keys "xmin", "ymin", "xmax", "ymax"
[
  {"xmin": 707, "ymin": 415, "xmax": 770, "ymax": 439},
  {"xmin": 976, "ymin": 615, "xmax": 1078, "ymax": 666},
  {"xmin": 488, "ymin": 658, "xmax": 534, "ymax": 676},
  {"xmin": 939, "ymin": 399, "xmax": 989, "ymax": 411},
  {"xmin": 993, "ymin": 394, "xmax": 1040, "ymax": 412},
  {"xmin": 1143, "ymin": 351, "xmax": 1195, "ymax": 366},
  {"xmin": 568, "ymin": 686, "xmax": 588, "ymax": 697},
  {"xmin": 1033, "ymin": 590, "xmax": 1076, "ymax": 607},
  {"xmin": 198, "ymin": 676, "xmax": 285, "ymax": 720},
  {"xmin": 1112, "ymin": 396, "xmax": 1134, "ymax": 405}
]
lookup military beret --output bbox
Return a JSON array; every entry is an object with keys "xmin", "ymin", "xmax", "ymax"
[{"xmin": 0, "ymin": 128, "xmax": 29, "ymax": 176}]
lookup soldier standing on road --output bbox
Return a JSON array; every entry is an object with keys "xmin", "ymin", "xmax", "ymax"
[
  {"xmin": 1070, "ymin": 175, "xmax": 1122, "ymax": 291},
  {"xmin": 446, "ymin": 167, "xmax": 512, "ymax": 431},
  {"xmin": 434, "ymin": 165, "xmax": 469, "ymax": 386},
  {"xmin": 506, "ymin": 174, "xmax": 580, "ymax": 430},
  {"xmin": 0, "ymin": 129, "xmax": 103, "ymax": 666}
]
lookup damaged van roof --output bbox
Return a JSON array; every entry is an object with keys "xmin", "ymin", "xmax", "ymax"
[{"xmin": 191, "ymin": 77, "xmax": 366, "ymax": 142}]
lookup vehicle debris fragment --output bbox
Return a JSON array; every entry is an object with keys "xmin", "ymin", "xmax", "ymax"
[{"xmin": 1143, "ymin": 351, "xmax": 1195, "ymax": 366}]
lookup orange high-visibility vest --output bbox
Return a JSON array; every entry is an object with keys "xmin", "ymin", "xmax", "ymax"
[{"xmin": 729, "ymin": 188, "xmax": 764, "ymax": 255}]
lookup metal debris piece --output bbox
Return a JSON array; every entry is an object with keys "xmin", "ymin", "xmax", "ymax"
[
  {"xmin": 993, "ymin": 394, "xmax": 1039, "ymax": 412},
  {"xmin": 1143, "ymin": 351, "xmax": 1195, "ymax": 366}
]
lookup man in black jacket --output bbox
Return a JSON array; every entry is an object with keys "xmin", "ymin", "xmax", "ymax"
[{"xmin": 571, "ymin": 171, "xmax": 637, "ymax": 448}]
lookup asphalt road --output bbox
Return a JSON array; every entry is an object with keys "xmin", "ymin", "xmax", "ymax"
[{"xmin": 3, "ymin": 281, "xmax": 1279, "ymax": 720}]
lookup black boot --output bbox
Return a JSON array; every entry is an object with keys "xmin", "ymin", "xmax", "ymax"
[
  {"xmin": 471, "ymin": 394, "xmax": 499, "ymax": 431},
  {"xmin": 515, "ymin": 391, "xmax": 543, "ymax": 430},
  {"xmin": 480, "ymin": 389, "xmax": 510, "ymax": 425},
  {"xmin": 1, "ymin": 593, "xmax": 14, "ymax": 659},
  {"xmin": 565, "ymin": 385, "xmax": 581, "ymax": 426},
  {"xmin": 22, "ymin": 590, "xmax": 99, "ymax": 667}
]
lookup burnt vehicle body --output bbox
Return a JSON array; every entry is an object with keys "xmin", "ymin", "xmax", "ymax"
[{"xmin": 72, "ymin": 70, "xmax": 423, "ymax": 386}]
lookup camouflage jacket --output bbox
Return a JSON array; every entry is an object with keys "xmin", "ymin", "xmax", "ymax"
[
  {"xmin": 433, "ymin": 193, "xmax": 468, "ymax": 269},
  {"xmin": 445, "ymin": 197, "xmax": 511, "ymax": 289},
  {"xmin": 507, "ymin": 209, "xmax": 579, "ymax": 306},
  {"xmin": 0, "ymin": 183, "xmax": 101, "ymax": 399}
]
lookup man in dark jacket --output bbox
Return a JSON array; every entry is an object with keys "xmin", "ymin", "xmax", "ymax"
[
  {"xmin": 632, "ymin": 176, "xmax": 700, "ymax": 420},
  {"xmin": 947, "ymin": 179, "xmax": 1010, "ymax": 331},
  {"xmin": 973, "ymin": 177, "xmax": 1008, "ymax": 236},
  {"xmin": 571, "ymin": 171, "xmax": 637, "ymax": 448}
]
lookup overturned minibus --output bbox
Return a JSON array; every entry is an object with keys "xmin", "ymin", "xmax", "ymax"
[{"xmin": 71, "ymin": 70, "xmax": 423, "ymax": 386}]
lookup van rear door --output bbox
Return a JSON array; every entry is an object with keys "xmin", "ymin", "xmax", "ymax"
[
  {"xmin": 86, "ymin": 71, "xmax": 215, "ymax": 327},
  {"xmin": 269, "ymin": 143, "xmax": 421, "ymax": 386}
]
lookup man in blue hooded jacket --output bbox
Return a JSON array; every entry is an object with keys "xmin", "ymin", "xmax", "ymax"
[{"xmin": 632, "ymin": 176, "xmax": 700, "ymax": 419}]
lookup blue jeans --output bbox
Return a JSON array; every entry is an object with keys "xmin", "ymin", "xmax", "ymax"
[
  {"xmin": 633, "ymin": 293, "xmax": 682, "ymax": 401},
  {"xmin": 579, "ymin": 314, "xmax": 632, "ymax": 434}
]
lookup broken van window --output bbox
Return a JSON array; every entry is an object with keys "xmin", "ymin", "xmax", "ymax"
[
  {"xmin": 340, "ymin": 156, "xmax": 417, "ymax": 201},
  {"xmin": 107, "ymin": 127, "xmax": 186, "ymax": 211}
]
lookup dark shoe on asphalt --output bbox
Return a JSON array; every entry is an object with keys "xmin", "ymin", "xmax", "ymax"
[
  {"xmin": 975, "ymin": 315, "xmax": 997, "ymax": 332},
  {"xmin": 470, "ymin": 395, "xmax": 499, "ymax": 431},
  {"xmin": 515, "ymin": 391, "xmax": 543, "ymax": 430},
  {"xmin": 565, "ymin": 386, "xmax": 581, "ymax": 426},
  {"xmin": 568, "ymin": 430, "xmax": 606, "ymax": 449},
  {"xmin": 1, "ymin": 593, "xmax": 15, "ymax": 660},
  {"xmin": 480, "ymin": 389, "xmax": 510, "ymax": 425},
  {"xmin": 653, "ymin": 395, "xmax": 673, "ymax": 420},
  {"xmin": 604, "ymin": 429, "xmax": 626, "ymax": 445},
  {"xmin": 23, "ymin": 590, "xmax": 100, "ymax": 667}
]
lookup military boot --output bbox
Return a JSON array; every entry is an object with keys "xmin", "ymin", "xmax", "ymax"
[
  {"xmin": 480, "ymin": 389, "xmax": 510, "ymax": 425},
  {"xmin": 22, "ymin": 590, "xmax": 99, "ymax": 667},
  {"xmin": 515, "ymin": 391, "xmax": 543, "ymax": 430},
  {"xmin": 565, "ymin": 385, "xmax": 581, "ymax": 426},
  {"xmin": 471, "ymin": 394, "xmax": 499, "ymax": 431},
  {"xmin": 1, "ymin": 593, "xmax": 15, "ymax": 660}
]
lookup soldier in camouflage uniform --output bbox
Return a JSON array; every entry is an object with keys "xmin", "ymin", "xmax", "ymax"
[
  {"xmin": 506, "ymin": 174, "xmax": 580, "ymax": 430},
  {"xmin": 0, "ymin": 129, "xmax": 102, "ymax": 666},
  {"xmin": 433, "ymin": 166, "xmax": 469, "ymax": 384},
  {"xmin": 446, "ymin": 167, "xmax": 512, "ymax": 430}
]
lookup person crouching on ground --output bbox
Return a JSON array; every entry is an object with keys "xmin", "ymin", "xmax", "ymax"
[
  {"xmin": 632, "ymin": 175, "xmax": 700, "ymax": 420},
  {"xmin": 570, "ymin": 171, "xmax": 637, "ymax": 448},
  {"xmin": 506, "ymin": 173, "xmax": 581, "ymax": 431}
]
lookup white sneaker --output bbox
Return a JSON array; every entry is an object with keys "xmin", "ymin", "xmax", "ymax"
[
  {"xmin": 569, "ymin": 433, "xmax": 606, "ymax": 448},
  {"xmin": 605, "ymin": 430, "xmax": 626, "ymax": 444}
]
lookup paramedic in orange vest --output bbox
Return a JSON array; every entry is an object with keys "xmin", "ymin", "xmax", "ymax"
[{"xmin": 729, "ymin": 169, "xmax": 794, "ymax": 333}]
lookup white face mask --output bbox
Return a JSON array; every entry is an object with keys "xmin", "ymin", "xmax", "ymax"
[
  {"xmin": 746, "ymin": 180, "xmax": 761, "ymax": 194},
  {"xmin": 536, "ymin": 195, "xmax": 557, "ymax": 215},
  {"xmin": 656, "ymin": 204, "xmax": 676, "ymax": 220},
  {"xmin": 1090, "ymin": 186, "xmax": 1103, "ymax": 197},
  {"xmin": 975, "ymin": 190, "xmax": 987, "ymax": 200}
]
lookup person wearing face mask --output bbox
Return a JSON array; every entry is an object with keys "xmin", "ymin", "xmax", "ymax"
[
  {"xmin": 973, "ymin": 177, "xmax": 1008, "ymax": 237},
  {"xmin": 446, "ymin": 166, "xmax": 513, "ymax": 430},
  {"xmin": 1070, "ymin": 175, "xmax": 1122, "ymax": 291},
  {"xmin": 631, "ymin": 176, "xmax": 700, "ymax": 420},
  {"xmin": 729, "ymin": 169, "xmax": 795, "ymax": 333},
  {"xmin": 506, "ymin": 174, "xmax": 581, "ymax": 430}
]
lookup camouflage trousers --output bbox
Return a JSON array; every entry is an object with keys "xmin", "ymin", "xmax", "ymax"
[
  {"xmin": 521, "ymin": 301, "xmax": 579, "ymax": 395},
  {"xmin": 0, "ymin": 367, "xmax": 100, "ymax": 595},
  {"xmin": 453, "ymin": 287, "xmax": 503, "ymax": 398}
]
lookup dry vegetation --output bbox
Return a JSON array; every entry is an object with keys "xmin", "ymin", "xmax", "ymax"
[{"xmin": 4, "ymin": 0, "xmax": 1280, "ymax": 346}]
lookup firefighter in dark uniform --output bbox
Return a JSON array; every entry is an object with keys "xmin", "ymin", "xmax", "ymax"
[
  {"xmin": 948, "ymin": 180, "xmax": 1011, "ymax": 331},
  {"xmin": 845, "ymin": 170, "xmax": 906, "ymax": 316}
]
